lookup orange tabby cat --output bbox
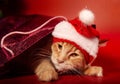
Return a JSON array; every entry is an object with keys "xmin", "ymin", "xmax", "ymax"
[{"xmin": 34, "ymin": 42, "xmax": 103, "ymax": 81}]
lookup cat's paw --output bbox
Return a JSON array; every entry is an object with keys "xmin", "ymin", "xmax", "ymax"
[
  {"xmin": 36, "ymin": 68, "xmax": 58, "ymax": 82},
  {"xmin": 34, "ymin": 59, "xmax": 58, "ymax": 81},
  {"xmin": 39, "ymin": 70, "xmax": 58, "ymax": 81},
  {"xmin": 84, "ymin": 66, "xmax": 103, "ymax": 77}
]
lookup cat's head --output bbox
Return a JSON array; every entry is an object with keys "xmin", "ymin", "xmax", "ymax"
[{"xmin": 51, "ymin": 42, "xmax": 87, "ymax": 74}]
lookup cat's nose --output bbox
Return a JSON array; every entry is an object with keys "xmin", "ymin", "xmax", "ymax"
[{"xmin": 57, "ymin": 59, "xmax": 64, "ymax": 63}]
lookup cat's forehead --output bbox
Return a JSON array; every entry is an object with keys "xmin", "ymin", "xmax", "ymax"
[
  {"xmin": 57, "ymin": 42, "xmax": 74, "ymax": 47},
  {"xmin": 55, "ymin": 42, "xmax": 79, "ymax": 51}
]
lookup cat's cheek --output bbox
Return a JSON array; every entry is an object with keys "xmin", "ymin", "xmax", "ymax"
[
  {"xmin": 51, "ymin": 56, "xmax": 64, "ymax": 71},
  {"xmin": 51, "ymin": 56, "xmax": 58, "ymax": 65},
  {"xmin": 51, "ymin": 56, "xmax": 60, "ymax": 70},
  {"xmin": 54, "ymin": 65, "xmax": 61, "ymax": 71}
]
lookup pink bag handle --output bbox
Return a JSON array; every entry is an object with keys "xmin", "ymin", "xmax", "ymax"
[{"xmin": 1, "ymin": 16, "xmax": 67, "ymax": 60}]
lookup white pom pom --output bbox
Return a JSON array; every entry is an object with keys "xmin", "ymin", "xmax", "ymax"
[{"xmin": 79, "ymin": 9, "xmax": 95, "ymax": 25}]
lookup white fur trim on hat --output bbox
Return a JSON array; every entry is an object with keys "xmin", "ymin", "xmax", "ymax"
[{"xmin": 52, "ymin": 21, "xmax": 99, "ymax": 58}]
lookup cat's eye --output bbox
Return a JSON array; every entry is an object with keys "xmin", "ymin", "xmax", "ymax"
[
  {"xmin": 58, "ymin": 44, "xmax": 62, "ymax": 49},
  {"xmin": 69, "ymin": 53, "xmax": 79, "ymax": 57}
]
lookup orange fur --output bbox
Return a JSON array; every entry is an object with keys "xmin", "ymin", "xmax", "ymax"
[{"xmin": 34, "ymin": 42, "xmax": 103, "ymax": 82}]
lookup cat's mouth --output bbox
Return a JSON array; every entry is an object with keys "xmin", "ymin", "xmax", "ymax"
[
  {"xmin": 53, "ymin": 63, "xmax": 72, "ymax": 75},
  {"xmin": 51, "ymin": 57, "xmax": 84, "ymax": 75},
  {"xmin": 54, "ymin": 64, "xmax": 83, "ymax": 75}
]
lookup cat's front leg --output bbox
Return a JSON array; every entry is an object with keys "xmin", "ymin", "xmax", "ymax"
[
  {"xmin": 34, "ymin": 59, "xmax": 58, "ymax": 81},
  {"xmin": 84, "ymin": 66, "xmax": 103, "ymax": 77}
]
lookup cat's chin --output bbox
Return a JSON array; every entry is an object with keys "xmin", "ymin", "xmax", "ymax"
[
  {"xmin": 52, "ymin": 63, "xmax": 69, "ymax": 74},
  {"xmin": 51, "ymin": 60, "xmax": 74, "ymax": 75}
]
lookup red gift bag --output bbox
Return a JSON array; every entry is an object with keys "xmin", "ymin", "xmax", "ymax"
[{"xmin": 0, "ymin": 15, "xmax": 67, "ymax": 66}]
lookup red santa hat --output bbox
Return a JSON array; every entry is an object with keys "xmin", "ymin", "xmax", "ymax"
[{"xmin": 52, "ymin": 9, "xmax": 100, "ymax": 64}]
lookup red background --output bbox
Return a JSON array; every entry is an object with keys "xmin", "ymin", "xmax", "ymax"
[
  {"xmin": 22, "ymin": 0, "xmax": 120, "ymax": 33},
  {"xmin": 0, "ymin": 0, "xmax": 120, "ymax": 84}
]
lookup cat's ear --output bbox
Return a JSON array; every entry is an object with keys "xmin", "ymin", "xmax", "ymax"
[{"xmin": 99, "ymin": 39, "xmax": 109, "ymax": 47}]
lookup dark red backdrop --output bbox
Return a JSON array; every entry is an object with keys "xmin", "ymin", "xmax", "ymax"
[
  {"xmin": 23, "ymin": 0, "xmax": 120, "ymax": 33},
  {"xmin": 0, "ymin": 0, "xmax": 120, "ymax": 84}
]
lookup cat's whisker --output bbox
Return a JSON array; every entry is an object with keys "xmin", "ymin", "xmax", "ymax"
[
  {"xmin": 39, "ymin": 51, "xmax": 51, "ymax": 55},
  {"xmin": 36, "ymin": 53, "xmax": 50, "ymax": 56},
  {"xmin": 32, "ymin": 56, "xmax": 50, "ymax": 64},
  {"xmin": 68, "ymin": 69, "xmax": 83, "ymax": 80},
  {"xmin": 35, "ymin": 49, "xmax": 51, "ymax": 56},
  {"xmin": 67, "ymin": 70, "xmax": 73, "ymax": 75},
  {"xmin": 72, "ymin": 68, "xmax": 84, "ymax": 77},
  {"xmin": 38, "ymin": 51, "xmax": 51, "ymax": 55},
  {"xmin": 70, "ymin": 70, "xmax": 77, "ymax": 75},
  {"xmin": 65, "ymin": 70, "xmax": 76, "ymax": 75},
  {"xmin": 35, "ymin": 54, "xmax": 50, "ymax": 58},
  {"xmin": 68, "ymin": 70, "xmax": 74, "ymax": 74},
  {"xmin": 37, "ymin": 48, "xmax": 51, "ymax": 54}
]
